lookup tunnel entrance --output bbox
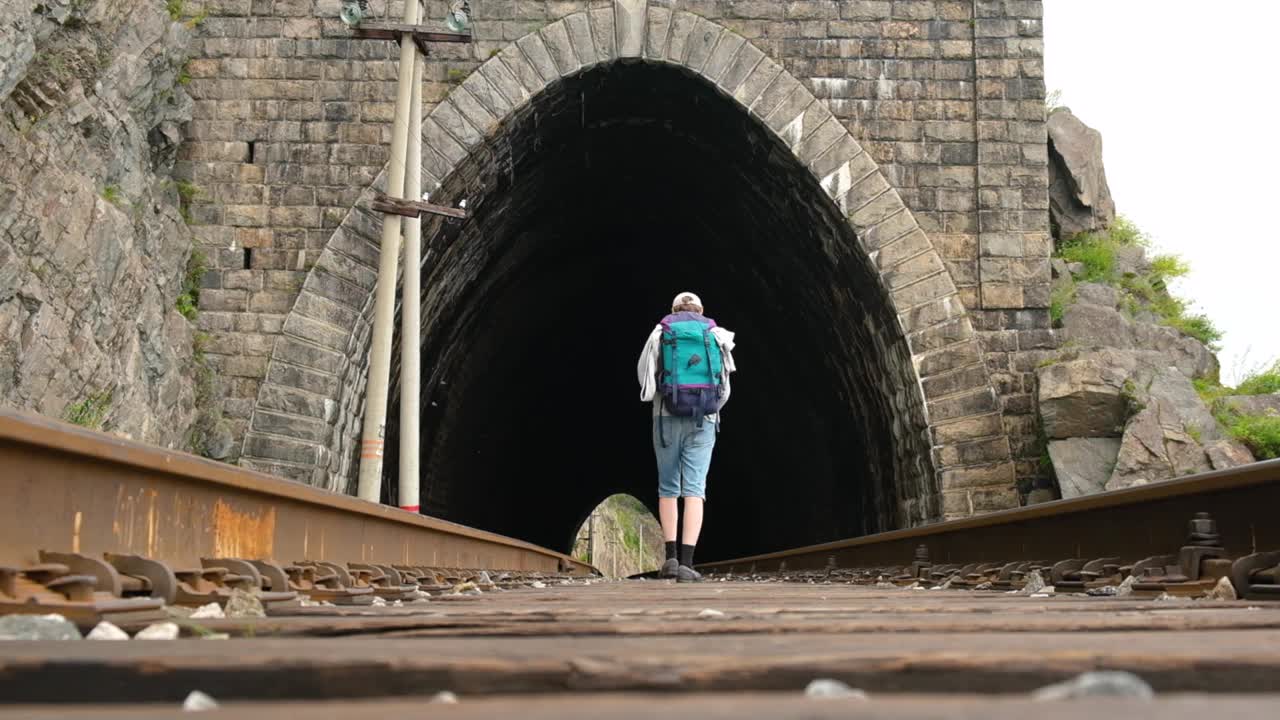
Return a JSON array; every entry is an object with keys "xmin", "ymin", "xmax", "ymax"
[
  {"xmin": 375, "ymin": 62, "xmax": 935, "ymax": 561},
  {"xmin": 571, "ymin": 494, "xmax": 663, "ymax": 579}
]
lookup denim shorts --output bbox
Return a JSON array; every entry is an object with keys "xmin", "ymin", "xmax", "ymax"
[{"xmin": 653, "ymin": 415, "xmax": 716, "ymax": 499}]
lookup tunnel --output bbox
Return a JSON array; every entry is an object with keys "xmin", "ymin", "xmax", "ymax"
[{"xmin": 380, "ymin": 62, "xmax": 936, "ymax": 562}]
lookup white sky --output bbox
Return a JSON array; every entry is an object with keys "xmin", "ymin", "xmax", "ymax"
[{"xmin": 1044, "ymin": 1, "xmax": 1277, "ymax": 384}]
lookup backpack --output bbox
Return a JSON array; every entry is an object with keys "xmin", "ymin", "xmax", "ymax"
[{"xmin": 657, "ymin": 311, "xmax": 725, "ymax": 418}]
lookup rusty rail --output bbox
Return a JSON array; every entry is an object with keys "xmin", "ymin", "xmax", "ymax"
[
  {"xmin": 700, "ymin": 458, "xmax": 1280, "ymax": 599},
  {"xmin": 0, "ymin": 409, "xmax": 593, "ymax": 623}
]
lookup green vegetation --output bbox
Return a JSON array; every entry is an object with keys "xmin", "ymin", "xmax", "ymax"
[
  {"xmin": 165, "ymin": 0, "xmax": 206, "ymax": 27},
  {"xmin": 1235, "ymin": 360, "xmax": 1280, "ymax": 396},
  {"xmin": 64, "ymin": 389, "xmax": 113, "ymax": 430},
  {"xmin": 446, "ymin": 68, "xmax": 468, "ymax": 85},
  {"xmin": 1196, "ymin": 361, "xmax": 1280, "ymax": 460},
  {"xmin": 1053, "ymin": 216, "xmax": 1222, "ymax": 347},
  {"xmin": 186, "ymin": 332, "xmax": 227, "ymax": 459},
  {"xmin": 175, "ymin": 180, "xmax": 200, "ymax": 223},
  {"xmin": 101, "ymin": 184, "xmax": 123, "ymax": 205},
  {"xmin": 1226, "ymin": 414, "xmax": 1280, "ymax": 460},
  {"xmin": 1048, "ymin": 282, "xmax": 1074, "ymax": 327},
  {"xmin": 1120, "ymin": 378, "xmax": 1145, "ymax": 420},
  {"xmin": 176, "ymin": 250, "xmax": 206, "ymax": 321},
  {"xmin": 177, "ymin": 64, "xmax": 192, "ymax": 85}
]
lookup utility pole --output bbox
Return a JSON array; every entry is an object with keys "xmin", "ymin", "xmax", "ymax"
[
  {"xmin": 397, "ymin": 53, "xmax": 423, "ymax": 513},
  {"xmin": 348, "ymin": 4, "xmax": 473, "ymax": 505},
  {"xmin": 356, "ymin": 0, "xmax": 420, "ymax": 503},
  {"xmin": 588, "ymin": 513, "xmax": 597, "ymax": 567}
]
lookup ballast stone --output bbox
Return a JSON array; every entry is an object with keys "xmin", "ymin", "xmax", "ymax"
[
  {"xmin": 1032, "ymin": 671, "xmax": 1154, "ymax": 700},
  {"xmin": 0, "ymin": 614, "xmax": 81, "ymax": 640}
]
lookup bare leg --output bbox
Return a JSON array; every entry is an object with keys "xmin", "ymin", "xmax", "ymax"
[
  {"xmin": 658, "ymin": 497, "xmax": 679, "ymax": 542},
  {"xmin": 681, "ymin": 497, "xmax": 704, "ymax": 546}
]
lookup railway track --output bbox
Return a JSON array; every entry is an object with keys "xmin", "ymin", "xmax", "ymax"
[
  {"xmin": 2, "ymin": 408, "xmax": 1280, "ymax": 715},
  {"xmin": 0, "ymin": 409, "xmax": 592, "ymax": 627}
]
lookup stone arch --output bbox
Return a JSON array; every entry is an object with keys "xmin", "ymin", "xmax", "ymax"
[{"xmin": 241, "ymin": 2, "xmax": 1016, "ymax": 549}]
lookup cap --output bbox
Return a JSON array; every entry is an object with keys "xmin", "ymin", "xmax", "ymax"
[{"xmin": 672, "ymin": 292, "xmax": 703, "ymax": 312}]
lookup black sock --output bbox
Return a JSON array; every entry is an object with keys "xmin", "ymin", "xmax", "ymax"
[
  {"xmin": 665, "ymin": 541, "xmax": 677, "ymax": 561},
  {"xmin": 679, "ymin": 543, "xmax": 695, "ymax": 567}
]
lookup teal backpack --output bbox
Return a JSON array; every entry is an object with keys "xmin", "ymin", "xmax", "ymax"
[{"xmin": 657, "ymin": 311, "xmax": 725, "ymax": 426}]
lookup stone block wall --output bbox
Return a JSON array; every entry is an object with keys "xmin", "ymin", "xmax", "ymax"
[{"xmin": 178, "ymin": 0, "xmax": 1051, "ymax": 505}]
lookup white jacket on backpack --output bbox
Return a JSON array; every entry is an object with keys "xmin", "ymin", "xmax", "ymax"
[{"xmin": 637, "ymin": 325, "xmax": 736, "ymax": 419}]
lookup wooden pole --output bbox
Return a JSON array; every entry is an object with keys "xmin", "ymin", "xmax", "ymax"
[
  {"xmin": 397, "ymin": 54, "xmax": 423, "ymax": 513},
  {"xmin": 357, "ymin": 0, "xmax": 420, "ymax": 503}
]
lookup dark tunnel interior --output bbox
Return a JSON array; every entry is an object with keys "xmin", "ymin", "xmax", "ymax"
[{"xmin": 381, "ymin": 63, "xmax": 934, "ymax": 561}]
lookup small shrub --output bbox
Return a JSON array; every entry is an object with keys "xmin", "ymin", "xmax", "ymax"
[
  {"xmin": 1227, "ymin": 413, "xmax": 1280, "ymax": 460},
  {"xmin": 64, "ymin": 389, "xmax": 113, "ymax": 429},
  {"xmin": 177, "ymin": 65, "xmax": 192, "ymax": 85},
  {"xmin": 445, "ymin": 68, "xmax": 468, "ymax": 85},
  {"xmin": 101, "ymin": 184, "xmax": 123, "ymax": 205},
  {"xmin": 1149, "ymin": 254, "xmax": 1189, "ymax": 284},
  {"xmin": 1235, "ymin": 361, "xmax": 1280, "ymax": 396},
  {"xmin": 175, "ymin": 180, "xmax": 200, "ymax": 223},
  {"xmin": 1049, "ymin": 283, "xmax": 1075, "ymax": 327},
  {"xmin": 166, "ymin": 0, "xmax": 183, "ymax": 20},
  {"xmin": 175, "ymin": 180, "xmax": 200, "ymax": 204},
  {"xmin": 1120, "ymin": 378, "xmax": 1146, "ymax": 419},
  {"xmin": 1194, "ymin": 377, "xmax": 1231, "ymax": 406},
  {"xmin": 1106, "ymin": 215, "xmax": 1148, "ymax": 247},
  {"xmin": 1166, "ymin": 312, "xmax": 1223, "ymax": 348},
  {"xmin": 176, "ymin": 250, "xmax": 207, "ymax": 321},
  {"xmin": 1058, "ymin": 235, "xmax": 1116, "ymax": 283},
  {"xmin": 185, "ymin": 8, "xmax": 208, "ymax": 27}
]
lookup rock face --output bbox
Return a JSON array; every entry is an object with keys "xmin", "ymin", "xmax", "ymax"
[
  {"xmin": 1061, "ymin": 301, "xmax": 1218, "ymax": 380},
  {"xmin": 0, "ymin": 0, "xmax": 199, "ymax": 447},
  {"xmin": 1038, "ymin": 349, "xmax": 1137, "ymax": 439},
  {"xmin": 1107, "ymin": 367, "xmax": 1249, "ymax": 490},
  {"xmin": 1048, "ymin": 438, "xmax": 1120, "ymax": 499},
  {"xmin": 1048, "ymin": 109, "xmax": 1116, "ymax": 238},
  {"xmin": 1037, "ymin": 349, "xmax": 1254, "ymax": 495}
]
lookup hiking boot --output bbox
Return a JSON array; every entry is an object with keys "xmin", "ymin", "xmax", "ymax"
[
  {"xmin": 676, "ymin": 565, "xmax": 702, "ymax": 583},
  {"xmin": 659, "ymin": 558, "xmax": 679, "ymax": 578}
]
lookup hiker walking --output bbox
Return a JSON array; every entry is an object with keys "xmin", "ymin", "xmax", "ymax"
[{"xmin": 637, "ymin": 292, "xmax": 736, "ymax": 583}]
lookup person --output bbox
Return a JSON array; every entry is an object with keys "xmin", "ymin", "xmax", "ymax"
[{"xmin": 637, "ymin": 292, "xmax": 736, "ymax": 583}]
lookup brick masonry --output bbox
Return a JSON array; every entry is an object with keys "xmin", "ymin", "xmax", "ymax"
[{"xmin": 180, "ymin": 0, "xmax": 1051, "ymax": 522}]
